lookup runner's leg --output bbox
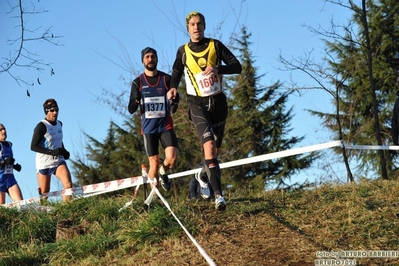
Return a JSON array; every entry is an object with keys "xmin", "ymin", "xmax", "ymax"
[
  {"xmin": 0, "ymin": 192, "xmax": 5, "ymax": 204},
  {"xmin": 54, "ymin": 164, "xmax": 72, "ymax": 201},
  {"xmin": 8, "ymin": 184, "xmax": 23, "ymax": 202},
  {"xmin": 37, "ymin": 172, "xmax": 51, "ymax": 201}
]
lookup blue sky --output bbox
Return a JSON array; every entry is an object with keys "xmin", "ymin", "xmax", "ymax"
[{"xmin": 0, "ymin": 0, "xmax": 352, "ymax": 202}]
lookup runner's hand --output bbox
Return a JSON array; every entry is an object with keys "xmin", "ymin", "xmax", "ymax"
[
  {"xmin": 170, "ymin": 92, "xmax": 179, "ymax": 114},
  {"xmin": 167, "ymin": 88, "xmax": 177, "ymax": 100},
  {"xmin": 51, "ymin": 148, "xmax": 65, "ymax": 156},
  {"xmin": 13, "ymin": 163, "xmax": 22, "ymax": 172},
  {"xmin": 203, "ymin": 66, "xmax": 218, "ymax": 76},
  {"xmin": 63, "ymin": 149, "xmax": 70, "ymax": 160}
]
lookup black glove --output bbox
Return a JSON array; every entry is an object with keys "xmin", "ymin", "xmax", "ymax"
[
  {"xmin": 170, "ymin": 102, "xmax": 179, "ymax": 114},
  {"xmin": 4, "ymin": 157, "xmax": 15, "ymax": 165},
  {"xmin": 13, "ymin": 163, "xmax": 21, "ymax": 172},
  {"xmin": 49, "ymin": 147, "xmax": 69, "ymax": 158},
  {"xmin": 63, "ymin": 149, "xmax": 70, "ymax": 160},
  {"xmin": 170, "ymin": 92, "xmax": 180, "ymax": 114},
  {"xmin": 50, "ymin": 148, "xmax": 66, "ymax": 157}
]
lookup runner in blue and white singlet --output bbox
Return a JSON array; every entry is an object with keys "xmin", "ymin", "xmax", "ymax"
[
  {"xmin": 34, "ymin": 119, "xmax": 65, "ymax": 170},
  {"xmin": 30, "ymin": 99, "xmax": 73, "ymax": 202},
  {"xmin": 0, "ymin": 123, "xmax": 23, "ymax": 204}
]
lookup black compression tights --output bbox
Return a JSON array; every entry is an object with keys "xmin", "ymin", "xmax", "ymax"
[{"xmin": 205, "ymin": 158, "xmax": 222, "ymax": 196}]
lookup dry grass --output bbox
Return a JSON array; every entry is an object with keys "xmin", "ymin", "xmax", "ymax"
[
  {"xmin": 76, "ymin": 179, "xmax": 399, "ymax": 266},
  {"xmin": 2, "ymin": 179, "xmax": 399, "ymax": 266}
]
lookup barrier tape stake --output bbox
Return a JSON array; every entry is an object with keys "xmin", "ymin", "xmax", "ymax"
[
  {"xmin": 144, "ymin": 183, "xmax": 157, "ymax": 207},
  {"xmin": 38, "ymin": 187, "xmax": 43, "ymax": 204},
  {"xmin": 118, "ymin": 176, "xmax": 142, "ymax": 212},
  {"xmin": 142, "ymin": 164, "xmax": 148, "ymax": 200},
  {"xmin": 143, "ymin": 181, "xmax": 148, "ymax": 200}
]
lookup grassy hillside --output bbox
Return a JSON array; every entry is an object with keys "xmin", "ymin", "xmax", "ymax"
[{"xmin": 1, "ymin": 179, "xmax": 399, "ymax": 266}]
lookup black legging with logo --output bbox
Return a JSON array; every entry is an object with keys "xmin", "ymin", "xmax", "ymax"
[{"xmin": 187, "ymin": 92, "xmax": 227, "ymax": 148}]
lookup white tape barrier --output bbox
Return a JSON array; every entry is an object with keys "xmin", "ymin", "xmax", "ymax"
[
  {"xmin": 152, "ymin": 187, "xmax": 216, "ymax": 266},
  {"xmin": 2, "ymin": 175, "xmax": 143, "ymax": 208},
  {"xmin": 3, "ymin": 140, "xmax": 399, "ymax": 208},
  {"xmin": 2, "ymin": 197, "xmax": 42, "ymax": 209},
  {"xmin": 343, "ymin": 144, "xmax": 399, "ymax": 150},
  {"xmin": 56, "ymin": 175, "xmax": 142, "ymax": 196},
  {"xmin": 167, "ymin": 140, "xmax": 343, "ymax": 180}
]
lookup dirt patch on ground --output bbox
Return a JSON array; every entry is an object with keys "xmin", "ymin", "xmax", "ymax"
[{"xmin": 125, "ymin": 211, "xmax": 322, "ymax": 266}]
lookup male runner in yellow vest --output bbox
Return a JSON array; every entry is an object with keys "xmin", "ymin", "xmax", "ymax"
[{"xmin": 168, "ymin": 11, "xmax": 242, "ymax": 211}]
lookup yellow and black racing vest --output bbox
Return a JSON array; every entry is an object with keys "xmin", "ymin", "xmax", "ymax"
[{"xmin": 184, "ymin": 39, "xmax": 222, "ymax": 97}]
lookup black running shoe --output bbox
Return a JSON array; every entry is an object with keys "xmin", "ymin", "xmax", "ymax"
[{"xmin": 160, "ymin": 174, "xmax": 170, "ymax": 191}]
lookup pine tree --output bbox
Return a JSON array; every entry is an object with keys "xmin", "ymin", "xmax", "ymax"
[
  {"xmin": 317, "ymin": 0, "xmax": 399, "ymax": 178},
  {"xmin": 71, "ymin": 118, "xmax": 144, "ymax": 187},
  {"xmin": 222, "ymin": 27, "xmax": 316, "ymax": 191}
]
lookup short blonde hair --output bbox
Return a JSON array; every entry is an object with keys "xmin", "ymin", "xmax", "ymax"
[{"xmin": 185, "ymin": 11, "xmax": 206, "ymax": 30}]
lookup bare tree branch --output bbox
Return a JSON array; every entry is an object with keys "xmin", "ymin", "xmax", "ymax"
[{"xmin": 1, "ymin": 0, "xmax": 63, "ymax": 92}]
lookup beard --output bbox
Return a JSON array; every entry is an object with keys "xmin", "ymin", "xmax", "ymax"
[{"xmin": 144, "ymin": 62, "xmax": 157, "ymax": 71}]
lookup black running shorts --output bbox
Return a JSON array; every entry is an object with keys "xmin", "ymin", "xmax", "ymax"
[
  {"xmin": 187, "ymin": 92, "xmax": 227, "ymax": 148},
  {"xmin": 143, "ymin": 129, "xmax": 178, "ymax": 157}
]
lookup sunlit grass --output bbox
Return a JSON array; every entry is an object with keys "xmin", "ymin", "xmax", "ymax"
[{"xmin": 1, "ymin": 179, "xmax": 399, "ymax": 265}]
